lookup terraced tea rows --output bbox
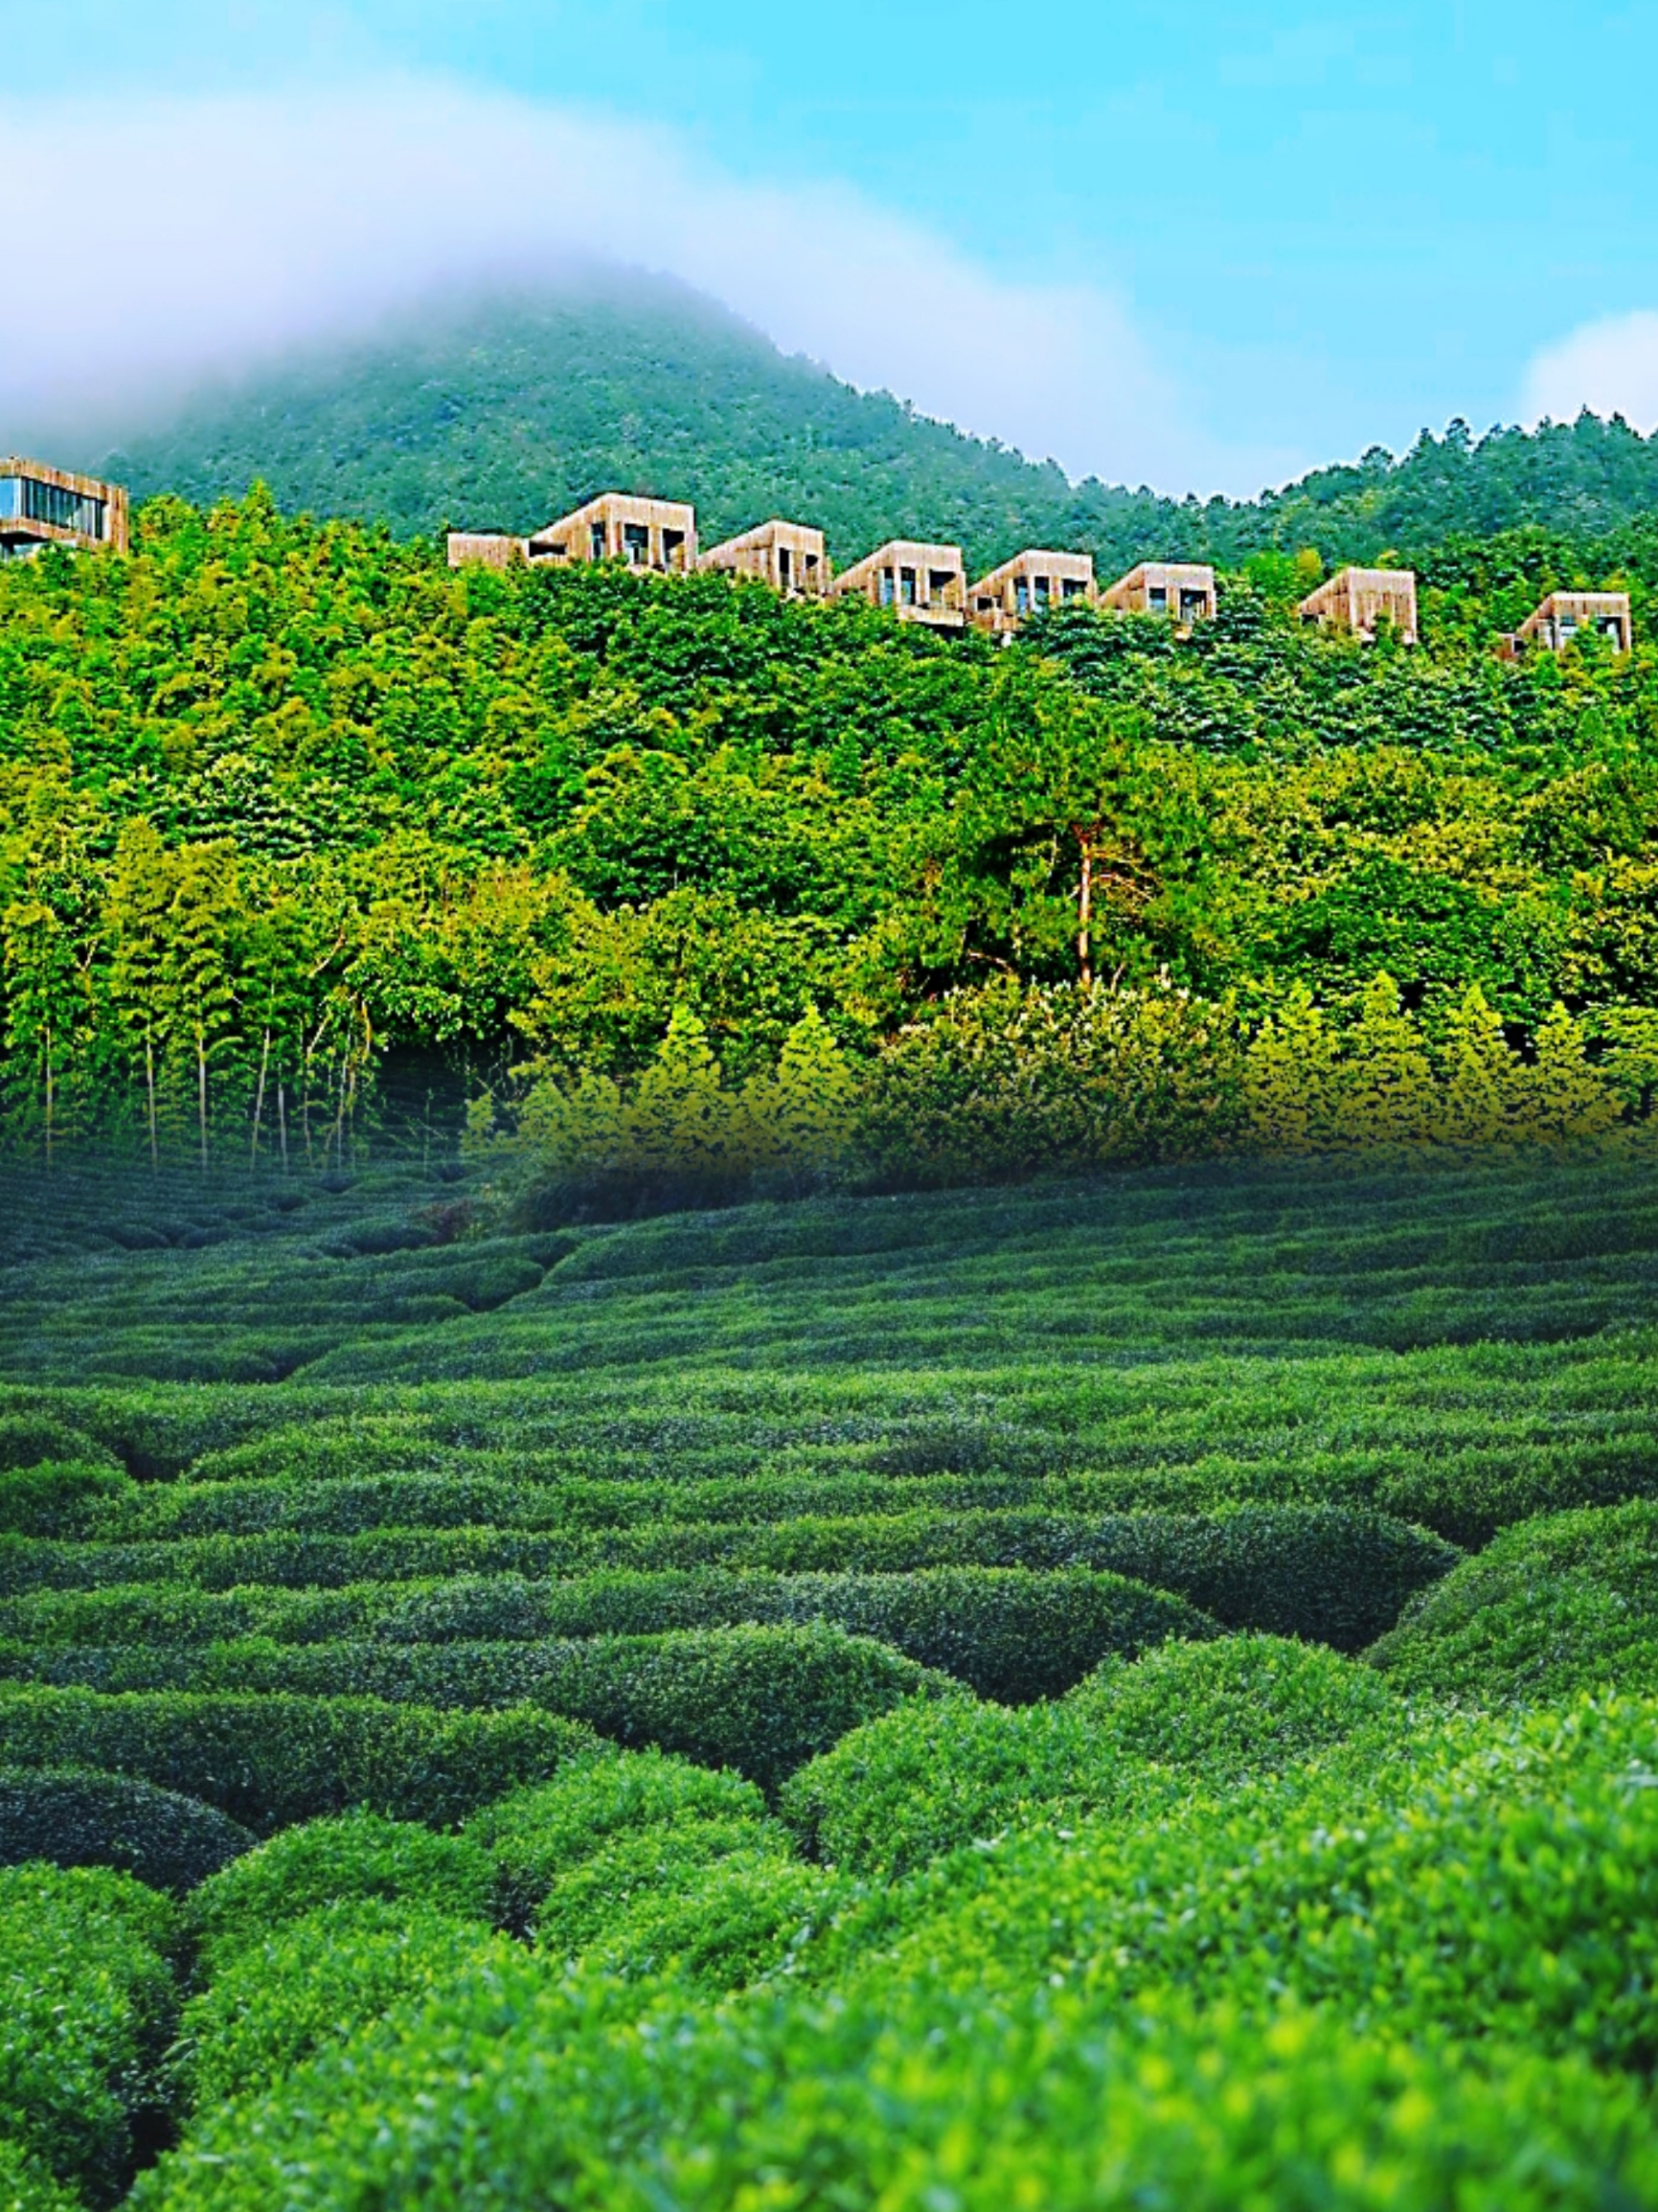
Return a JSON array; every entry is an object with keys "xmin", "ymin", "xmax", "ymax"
[{"xmin": 6, "ymin": 1147, "xmax": 1658, "ymax": 2206}]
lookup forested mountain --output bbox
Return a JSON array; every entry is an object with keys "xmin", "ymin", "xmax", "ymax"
[{"xmin": 97, "ymin": 274, "xmax": 1658, "ymax": 576}]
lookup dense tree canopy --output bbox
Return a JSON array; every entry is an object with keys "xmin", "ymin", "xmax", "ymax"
[
  {"xmin": 3, "ymin": 486, "xmax": 1658, "ymax": 1157},
  {"xmin": 98, "ymin": 278, "xmax": 1658, "ymax": 576}
]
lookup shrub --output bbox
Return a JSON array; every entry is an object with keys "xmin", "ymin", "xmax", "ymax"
[
  {"xmin": 855, "ymin": 979, "xmax": 1245, "ymax": 1185},
  {"xmin": 459, "ymin": 1623, "xmax": 959, "ymax": 1791},
  {"xmin": 1065, "ymin": 1630, "xmax": 1404, "ymax": 1770},
  {"xmin": 177, "ymin": 1899, "xmax": 506, "ymax": 2108},
  {"xmin": 0, "ymin": 1767, "xmax": 254, "ymax": 1892},
  {"xmin": 552, "ymin": 1845, "xmax": 847, "ymax": 1993},
  {"xmin": 1368, "ymin": 1498, "xmax": 1658, "ymax": 1703},
  {"xmin": 534, "ymin": 1816, "xmax": 790, "ymax": 1950},
  {"xmin": 131, "ymin": 1956, "xmax": 1658, "ymax": 2212},
  {"xmin": 0, "ymin": 1416, "xmax": 118, "ymax": 1474},
  {"xmin": 2, "ymin": 1628, "xmax": 961, "ymax": 1795},
  {"xmin": 0, "ymin": 1463, "xmax": 135, "ymax": 1540},
  {"xmin": 0, "ymin": 1507, "xmax": 1458, "ymax": 1651},
  {"xmin": 0, "ymin": 2136, "xmax": 78, "ymax": 2211},
  {"xmin": 190, "ymin": 1811, "xmax": 498, "ymax": 1973},
  {"xmin": 468, "ymin": 1750, "xmax": 766, "ymax": 1927},
  {"xmin": 0, "ymin": 1688, "xmax": 600, "ymax": 1834},
  {"xmin": 0, "ymin": 1862, "xmax": 177, "ymax": 2205},
  {"xmin": 885, "ymin": 1695, "xmax": 1658, "ymax": 2072},
  {"xmin": 782, "ymin": 1699, "xmax": 1107, "ymax": 1881},
  {"xmin": 730, "ymin": 1566, "xmax": 1215, "ymax": 1700},
  {"xmin": 784, "ymin": 1634, "xmax": 1402, "ymax": 1880}
]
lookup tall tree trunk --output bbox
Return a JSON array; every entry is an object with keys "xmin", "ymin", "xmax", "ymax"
[
  {"xmin": 42, "ymin": 1022, "xmax": 54, "ymax": 1171},
  {"xmin": 197, "ymin": 1026, "xmax": 209, "ymax": 1172},
  {"xmin": 278, "ymin": 1082, "xmax": 289, "ymax": 1174},
  {"xmin": 1077, "ymin": 836, "xmax": 1094, "ymax": 989},
  {"xmin": 250, "ymin": 1026, "xmax": 271, "ymax": 1166},
  {"xmin": 145, "ymin": 1032, "xmax": 158, "ymax": 1171}
]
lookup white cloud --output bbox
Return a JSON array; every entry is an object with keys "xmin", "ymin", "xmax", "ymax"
[
  {"xmin": 0, "ymin": 77, "xmax": 1284, "ymax": 496},
  {"xmin": 1520, "ymin": 310, "xmax": 1658, "ymax": 432}
]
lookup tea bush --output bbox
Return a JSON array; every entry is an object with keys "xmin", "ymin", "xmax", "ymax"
[
  {"xmin": 4, "ymin": 1152, "xmax": 1658, "ymax": 2201},
  {"xmin": 0, "ymin": 1863, "xmax": 177, "ymax": 2205},
  {"xmin": 0, "ymin": 2137, "xmax": 78, "ymax": 2212},
  {"xmin": 0, "ymin": 1687, "xmax": 599, "ymax": 1832},
  {"xmin": 467, "ymin": 1750, "xmax": 768, "ymax": 1928},
  {"xmin": 177, "ymin": 1899, "xmax": 507, "ymax": 2108},
  {"xmin": 546, "ymin": 1845, "xmax": 847, "ymax": 1993},
  {"xmin": 0, "ymin": 1768, "xmax": 254, "ymax": 1892},
  {"xmin": 190, "ymin": 1811, "xmax": 499, "ymax": 1973},
  {"xmin": 784, "ymin": 1634, "xmax": 1402, "ymax": 1878},
  {"xmin": 1369, "ymin": 1499, "xmax": 1658, "ymax": 1703},
  {"xmin": 0, "ymin": 1506, "xmax": 1457, "ymax": 1650}
]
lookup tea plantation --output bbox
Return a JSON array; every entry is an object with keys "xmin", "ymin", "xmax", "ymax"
[{"xmin": 5, "ymin": 1146, "xmax": 1658, "ymax": 2206}]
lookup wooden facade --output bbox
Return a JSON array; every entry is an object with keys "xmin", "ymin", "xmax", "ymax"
[
  {"xmin": 699, "ymin": 518, "xmax": 829, "ymax": 596},
  {"xmin": 1516, "ymin": 589, "xmax": 1632, "ymax": 655},
  {"xmin": 0, "ymin": 456, "xmax": 129, "ymax": 559},
  {"xmin": 833, "ymin": 538, "xmax": 967, "ymax": 628},
  {"xmin": 527, "ymin": 492, "xmax": 696, "ymax": 574},
  {"xmin": 969, "ymin": 549, "xmax": 1095, "ymax": 635},
  {"xmin": 1101, "ymin": 560, "xmax": 1216, "ymax": 628},
  {"xmin": 445, "ymin": 532, "xmax": 527, "ymax": 570},
  {"xmin": 1297, "ymin": 565, "xmax": 1419, "ymax": 644}
]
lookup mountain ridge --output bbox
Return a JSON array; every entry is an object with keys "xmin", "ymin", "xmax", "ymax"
[{"xmin": 92, "ymin": 271, "xmax": 1658, "ymax": 575}]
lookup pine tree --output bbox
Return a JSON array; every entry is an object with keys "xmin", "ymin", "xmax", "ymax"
[
  {"xmin": 627, "ymin": 1007, "xmax": 747, "ymax": 1176},
  {"xmin": 1244, "ymin": 986, "xmax": 1343, "ymax": 1151},
  {"xmin": 746, "ymin": 1007, "xmax": 856, "ymax": 1175},
  {"xmin": 1438, "ymin": 983, "xmax": 1518, "ymax": 1147},
  {"xmin": 1337, "ymin": 973, "xmax": 1436, "ymax": 1147},
  {"xmin": 1513, "ymin": 1004, "xmax": 1624, "ymax": 1144}
]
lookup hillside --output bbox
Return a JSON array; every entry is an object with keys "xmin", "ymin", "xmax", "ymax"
[
  {"xmin": 4, "ymin": 490, "xmax": 1658, "ymax": 1166},
  {"xmin": 98, "ymin": 274, "xmax": 1658, "ymax": 573},
  {"xmin": 4, "ymin": 1150, "xmax": 1658, "ymax": 2201}
]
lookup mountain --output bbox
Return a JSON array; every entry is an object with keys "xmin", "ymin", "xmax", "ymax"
[{"xmin": 99, "ymin": 272, "xmax": 1658, "ymax": 574}]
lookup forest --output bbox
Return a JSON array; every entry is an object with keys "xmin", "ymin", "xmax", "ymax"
[
  {"xmin": 100, "ymin": 276, "xmax": 1658, "ymax": 571},
  {"xmin": 3, "ymin": 482, "xmax": 1658, "ymax": 1179}
]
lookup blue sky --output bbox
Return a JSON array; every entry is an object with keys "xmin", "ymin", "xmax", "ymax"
[{"xmin": 5, "ymin": 0, "xmax": 1657, "ymax": 494}]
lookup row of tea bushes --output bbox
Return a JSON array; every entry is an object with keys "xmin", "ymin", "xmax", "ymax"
[
  {"xmin": 0, "ymin": 1567, "xmax": 1215, "ymax": 1704},
  {"xmin": 0, "ymin": 1506, "xmax": 1459, "ymax": 1651},
  {"xmin": 0, "ymin": 1769, "xmax": 254, "ymax": 1893},
  {"xmin": 128, "ymin": 1689, "xmax": 1658, "ymax": 2212},
  {"xmin": 781, "ymin": 1633, "xmax": 1406, "ymax": 1881},
  {"xmin": 0, "ymin": 1688, "xmax": 598, "ymax": 1833},
  {"xmin": 1369, "ymin": 1497, "xmax": 1658, "ymax": 1703},
  {"xmin": 0, "ymin": 1625, "xmax": 961, "ymax": 1792},
  {"xmin": 0, "ymin": 1862, "xmax": 179, "ymax": 2205}
]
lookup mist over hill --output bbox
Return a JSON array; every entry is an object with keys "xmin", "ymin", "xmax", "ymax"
[{"xmin": 96, "ymin": 271, "xmax": 1658, "ymax": 573}]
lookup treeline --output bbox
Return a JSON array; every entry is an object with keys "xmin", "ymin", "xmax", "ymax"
[
  {"xmin": 103, "ymin": 279, "xmax": 1658, "ymax": 575},
  {"xmin": 5, "ymin": 488, "xmax": 1658, "ymax": 1165}
]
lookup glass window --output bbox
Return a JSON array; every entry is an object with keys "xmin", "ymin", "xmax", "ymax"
[
  {"xmin": 590, "ymin": 522, "xmax": 607, "ymax": 559},
  {"xmin": 1015, "ymin": 579, "xmax": 1031, "ymax": 616},
  {"xmin": 778, "ymin": 546, "xmax": 791, "ymax": 582},
  {"xmin": 1149, "ymin": 584, "xmax": 1168, "ymax": 609},
  {"xmin": 18, "ymin": 476, "xmax": 104, "ymax": 537},
  {"xmin": 900, "ymin": 567, "xmax": 918, "ymax": 605},
  {"xmin": 624, "ymin": 523, "xmax": 649, "ymax": 564},
  {"xmin": 0, "ymin": 478, "xmax": 19, "ymax": 521},
  {"xmin": 879, "ymin": 569, "xmax": 895, "ymax": 606},
  {"xmin": 1062, "ymin": 578, "xmax": 1086, "ymax": 600},
  {"xmin": 1035, "ymin": 576, "xmax": 1052, "ymax": 605}
]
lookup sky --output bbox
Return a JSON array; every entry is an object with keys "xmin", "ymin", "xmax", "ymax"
[{"xmin": 4, "ymin": 0, "xmax": 1658, "ymax": 498}]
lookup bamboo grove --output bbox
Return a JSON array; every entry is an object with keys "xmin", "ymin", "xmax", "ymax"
[{"xmin": 7, "ymin": 487, "xmax": 1658, "ymax": 1166}]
